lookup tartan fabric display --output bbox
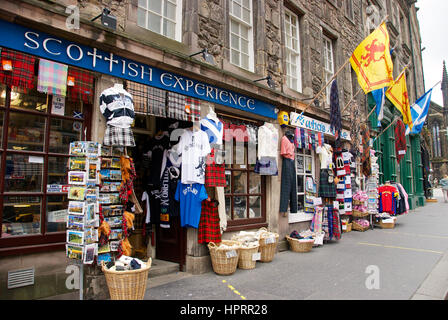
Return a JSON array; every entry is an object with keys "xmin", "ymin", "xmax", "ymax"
[
  {"xmin": 126, "ymin": 81, "xmax": 167, "ymax": 117},
  {"xmin": 205, "ymin": 148, "xmax": 226, "ymax": 187},
  {"xmin": 360, "ymin": 123, "xmax": 371, "ymax": 177},
  {"xmin": 148, "ymin": 86, "xmax": 167, "ymax": 117},
  {"xmin": 198, "ymin": 200, "xmax": 222, "ymax": 244},
  {"xmin": 185, "ymin": 97, "xmax": 201, "ymax": 122},
  {"xmin": 103, "ymin": 125, "xmax": 136, "ymax": 147},
  {"xmin": 37, "ymin": 58, "xmax": 68, "ymax": 96},
  {"xmin": 395, "ymin": 119, "xmax": 407, "ymax": 163},
  {"xmin": 0, "ymin": 47, "xmax": 36, "ymax": 91},
  {"xmin": 318, "ymin": 169, "xmax": 336, "ymax": 198},
  {"xmin": 67, "ymin": 67, "xmax": 94, "ymax": 103},
  {"xmin": 331, "ymin": 207, "xmax": 341, "ymax": 240},
  {"xmin": 167, "ymin": 91, "xmax": 186, "ymax": 120}
]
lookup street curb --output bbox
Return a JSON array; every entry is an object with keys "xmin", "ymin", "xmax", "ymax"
[{"xmin": 411, "ymin": 250, "xmax": 448, "ymax": 300}]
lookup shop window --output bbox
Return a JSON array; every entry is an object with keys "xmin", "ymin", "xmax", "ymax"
[
  {"xmin": 221, "ymin": 116, "xmax": 265, "ymax": 229},
  {"xmin": 137, "ymin": 0, "xmax": 183, "ymax": 42},
  {"xmin": 229, "ymin": 0, "xmax": 254, "ymax": 72},
  {"xmin": 345, "ymin": 0, "xmax": 354, "ymax": 21},
  {"xmin": 0, "ymin": 64, "xmax": 93, "ymax": 248},
  {"xmin": 322, "ymin": 35, "xmax": 334, "ymax": 107},
  {"xmin": 289, "ymin": 147, "xmax": 315, "ymax": 223},
  {"xmin": 284, "ymin": 9, "xmax": 302, "ymax": 92}
]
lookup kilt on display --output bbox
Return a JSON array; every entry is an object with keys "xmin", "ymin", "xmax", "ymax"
[
  {"xmin": 103, "ymin": 125, "xmax": 136, "ymax": 147},
  {"xmin": 205, "ymin": 163, "xmax": 226, "ymax": 187},
  {"xmin": 318, "ymin": 169, "xmax": 336, "ymax": 198},
  {"xmin": 198, "ymin": 200, "xmax": 222, "ymax": 244}
]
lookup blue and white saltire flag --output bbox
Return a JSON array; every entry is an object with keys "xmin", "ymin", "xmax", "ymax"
[
  {"xmin": 405, "ymin": 88, "xmax": 433, "ymax": 135},
  {"xmin": 372, "ymin": 87, "xmax": 386, "ymax": 127}
]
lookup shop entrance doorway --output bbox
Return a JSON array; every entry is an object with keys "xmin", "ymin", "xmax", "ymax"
[{"xmin": 131, "ymin": 115, "xmax": 189, "ymax": 271}]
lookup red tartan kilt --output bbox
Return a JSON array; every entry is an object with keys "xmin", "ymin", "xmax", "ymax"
[
  {"xmin": 205, "ymin": 163, "xmax": 226, "ymax": 187},
  {"xmin": 198, "ymin": 200, "xmax": 221, "ymax": 244}
]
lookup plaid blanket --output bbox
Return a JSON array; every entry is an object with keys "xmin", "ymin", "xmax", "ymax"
[
  {"xmin": 0, "ymin": 47, "xmax": 36, "ymax": 91},
  {"xmin": 37, "ymin": 58, "xmax": 68, "ymax": 96},
  {"xmin": 67, "ymin": 67, "xmax": 94, "ymax": 103}
]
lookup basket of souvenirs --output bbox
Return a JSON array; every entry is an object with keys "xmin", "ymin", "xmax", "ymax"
[
  {"xmin": 352, "ymin": 219, "xmax": 370, "ymax": 232},
  {"xmin": 208, "ymin": 240, "xmax": 241, "ymax": 275},
  {"xmin": 258, "ymin": 228, "xmax": 279, "ymax": 262},
  {"xmin": 101, "ymin": 257, "xmax": 151, "ymax": 300},
  {"xmin": 286, "ymin": 230, "xmax": 315, "ymax": 252}
]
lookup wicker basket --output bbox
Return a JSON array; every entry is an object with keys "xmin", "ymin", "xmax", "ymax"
[
  {"xmin": 352, "ymin": 221, "xmax": 369, "ymax": 232},
  {"xmin": 208, "ymin": 240, "xmax": 241, "ymax": 275},
  {"xmin": 286, "ymin": 236, "xmax": 314, "ymax": 253},
  {"xmin": 102, "ymin": 258, "xmax": 152, "ymax": 300},
  {"xmin": 352, "ymin": 209, "xmax": 369, "ymax": 218},
  {"xmin": 238, "ymin": 245, "xmax": 260, "ymax": 269},
  {"xmin": 258, "ymin": 229, "xmax": 279, "ymax": 262}
]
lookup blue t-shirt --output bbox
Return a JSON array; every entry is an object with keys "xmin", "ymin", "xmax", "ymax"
[{"xmin": 175, "ymin": 182, "xmax": 208, "ymax": 228}]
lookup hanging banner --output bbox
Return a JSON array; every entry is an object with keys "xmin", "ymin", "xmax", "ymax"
[
  {"xmin": 290, "ymin": 112, "xmax": 351, "ymax": 141},
  {"xmin": 0, "ymin": 19, "xmax": 277, "ymax": 119}
]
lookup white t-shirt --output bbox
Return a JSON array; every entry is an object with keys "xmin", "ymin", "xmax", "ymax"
[
  {"xmin": 177, "ymin": 129, "xmax": 211, "ymax": 184},
  {"xmin": 316, "ymin": 144, "xmax": 333, "ymax": 169},
  {"xmin": 257, "ymin": 123, "xmax": 278, "ymax": 159}
]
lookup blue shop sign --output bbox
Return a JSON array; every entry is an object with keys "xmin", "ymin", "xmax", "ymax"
[{"xmin": 0, "ymin": 19, "xmax": 276, "ymax": 119}]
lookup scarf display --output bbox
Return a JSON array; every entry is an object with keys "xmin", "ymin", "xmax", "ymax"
[
  {"xmin": 37, "ymin": 58, "xmax": 68, "ymax": 96},
  {"xmin": 329, "ymin": 80, "xmax": 342, "ymax": 140},
  {"xmin": 67, "ymin": 67, "xmax": 95, "ymax": 104},
  {"xmin": 360, "ymin": 123, "xmax": 371, "ymax": 177},
  {"xmin": 0, "ymin": 47, "xmax": 36, "ymax": 91},
  {"xmin": 395, "ymin": 119, "xmax": 407, "ymax": 163}
]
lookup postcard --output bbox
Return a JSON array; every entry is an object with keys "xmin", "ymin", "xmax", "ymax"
[
  {"xmin": 68, "ymin": 201, "xmax": 85, "ymax": 215},
  {"xmin": 102, "ymin": 205, "xmax": 123, "ymax": 217},
  {"xmin": 67, "ymin": 214, "xmax": 85, "ymax": 230},
  {"xmin": 98, "ymin": 243, "xmax": 111, "ymax": 254},
  {"xmin": 101, "ymin": 158, "xmax": 112, "ymax": 169},
  {"xmin": 68, "ymin": 186, "xmax": 86, "ymax": 201},
  {"xmin": 85, "ymin": 187, "xmax": 99, "ymax": 201},
  {"xmin": 68, "ymin": 171, "xmax": 87, "ymax": 185},
  {"xmin": 84, "ymin": 227, "xmax": 97, "ymax": 244},
  {"xmin": 109, "ymin": 241, "xmax": 120, "ymax": 252},
  {"xmin": 110, "ymin": 158, "xmax": 121, "ymax": 169},
  {"xmin": 100, "ymin": 181, "xmax": 122, "ymax": 192},
  {"xmin": 109, "ymin": 228, "xmax": 123, "ymax": 240},
  {"xmin": 86, "ymin": 142, "xmax": 101, "ymax": 157},
  {"xmin": 112, "ymin": 147, "xmax": 124, "ymax": 156},
  {"xmin": 84, "ymin": 203, "xmax": 96, "ymax": 223},
  {"xmin": 83, "ymin": 243, "xmax": 97, "ymax": 265},
  {"xmin": 97, "ymin": 253, "xmax": 112, "ymax": 266},
  {"xmin": 69, "ymin": 157, "xmax": 86, "ymax": 171},
  {"xmin": 87, "ymin": 158, "xmax": 100, "ymax": 183},
  {"xmin": 101, "ymin": 146, "xmax": 112, "ymax": 157},
  {"xmin": 66, "ymin": 244, "xmax": 83, "ymax": 260},
  {"xmin": 109, "ymin": 170, "xmax": 122, "ymax": 181},
  {"xmin": 105, "ymin": 216, "xmax": 123, "ymax": 228},
  {"xmin": 67, "ymin": 229, "xmax": 85, "ymax": 245},
  {"xmin": 109, "ymin": 193, "xmax": 120, "ymax": 204},
  {"xmin": 69, "ymin": 141, "xmax": 86, "ymax": 156}
]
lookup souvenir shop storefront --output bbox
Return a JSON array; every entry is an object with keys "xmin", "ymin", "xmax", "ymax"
[{"xmin": 0, "ymin": 17, "xmax": 290, "ymax": 288}]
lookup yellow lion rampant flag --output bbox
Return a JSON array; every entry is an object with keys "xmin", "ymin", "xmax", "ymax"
[
  {"xmin": 350, "ymin": 22, "xmax": 394, "ymax": 93},
  {"xmin": 386, "ymin": 70, "xmax": 413, "ymax": 129}
]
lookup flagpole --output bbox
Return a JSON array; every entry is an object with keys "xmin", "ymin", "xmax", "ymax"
[
  {"xmin": 374, "ymin": 116, "xmax": 399, "ymax": 141},
  {"xmin": 341, "ymin": 87, "xmax": 363, "ymax": 114},
  {"xmin": 298, "ymin": 15, "xmax": 389, "ymax": 116}
]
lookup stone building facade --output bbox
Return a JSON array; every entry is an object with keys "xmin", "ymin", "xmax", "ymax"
[{"xmin": 0, "ymin": 0, "xmax": 425, "ymax": 299}]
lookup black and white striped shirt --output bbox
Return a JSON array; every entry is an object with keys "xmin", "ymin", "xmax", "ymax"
[{"xmin": 99, "ymin": 86, "xmax": 135, "ymax": 128}]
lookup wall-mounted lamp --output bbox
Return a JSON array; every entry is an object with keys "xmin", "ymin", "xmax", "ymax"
[
  {"xmin": 91, "ymin": 8, "xmax": 117, "ymax": 31},
  {"xmin": 254, "ymin": 75, "xmax": 276, "ymax": 89},
  {"xmin": 189, "ymin": 48, "xmax": 216, "ymax": 65}
]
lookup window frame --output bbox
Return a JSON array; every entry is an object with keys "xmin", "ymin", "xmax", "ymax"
[
  {"xmin": 219, "ymin": 115, "xmax": 267, "ymax": 231},
  {"xmin": 288, "ymin": 147, "xmax": 315, "ymax": 223},
  {"xmin": 0, "ymin": 73, "xmax": 93, "ymax": 255},
  {"xmin": 322, "ymin": 34, "xmax": 334, "ymax": 107},
  {"xmin": 137, "ymin": 0, "xmax": 183, "ymax": 42},
  {"xmin": 284, "ymin": 8, "xmax": 302, "ymax": 93},
  {"xmin": 229, "ymin": 0, "xmax": 255, "ymax": 72}
]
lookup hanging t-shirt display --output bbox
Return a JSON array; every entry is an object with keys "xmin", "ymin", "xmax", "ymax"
[
  {"xmin": 176, "ymin": 129, "xmax": 211, "ymax": 185},
  {"xmin": 175, "ymin": 182, "xmax": 209, "ymax": 228}
]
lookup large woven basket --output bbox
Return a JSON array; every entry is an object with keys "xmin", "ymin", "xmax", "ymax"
[
  {"xmin": 258, "ymin": 229, "xmax": 279, "ymax": 262},
  {"xmin": 286, "ymin": 236, "xmax": 314, "ymax": 253},
  {"xmin": 102, "ymin": 258, "xmax": 152, "ymax": 300},
  {"xmin": 352, "ymin": 221, "xmax": 369, "ymax": 232},
  {"xmin": 238, "ymin": 245, "xmax": 260, "ymax": 269},
  {"xmin": 352, "ymin": 209, "xmax": 369, "ymax": 218},
  {"xmin": 208, "ymin": 240, "xmax": 241, "ymax": 275}
]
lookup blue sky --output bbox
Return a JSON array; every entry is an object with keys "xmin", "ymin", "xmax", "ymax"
[{"xmin": 417, "ymin": 0, "xmax": 447, "ymax": 106}]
